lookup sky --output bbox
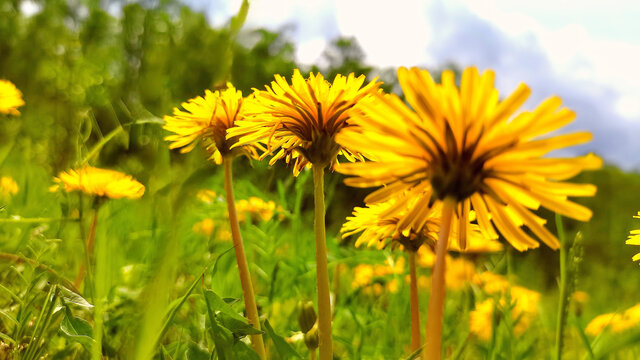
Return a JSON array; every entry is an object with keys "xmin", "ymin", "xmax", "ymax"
[{"xmin": 177, "ymin": 1, "xmax": 639, "ymax": 169}]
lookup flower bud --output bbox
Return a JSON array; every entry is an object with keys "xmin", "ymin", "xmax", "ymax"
[{"xmin": 298, "ymin": 300, "xmax": 317, "ymax": 333}]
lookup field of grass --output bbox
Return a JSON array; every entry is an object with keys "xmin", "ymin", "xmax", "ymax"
[{"xmin": 2, "ymin": 1, "xmax": 640, "ymax": 359}]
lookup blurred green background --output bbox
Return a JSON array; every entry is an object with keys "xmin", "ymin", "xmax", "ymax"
[{"xmin": 1, "ymin": 0, "xmax": 640, "ymax": 358}]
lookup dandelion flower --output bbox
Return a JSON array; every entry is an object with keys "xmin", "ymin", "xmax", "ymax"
[
  {"xmin": 165, "ymin": 83, "xmax": 267, "ymax": 357},
  {"xmin": 586, "ymin": 303, "xmax": 640, "ymax": 336},
  {"xmin": 51, "ymin": 166, "xmax": 144, "ymax": 199},
  {"xmin": 229, "ymin": 69, "xmax": 382, "ymax": 175},
  {"xmin": 163, "ymin": 83, "xmax": 260, "ymax": 164},
  {"xmin": 342, "ymin": 198, "xmax": 502, "ymax": 251},
  {"xmin": 0, "ymin": 176, "xmax": 18, "ymax": 199},
  {"xmin": 193, "ymin": 218, "xmax": 215, "ymax": 237},
  {"xmin": 337, "ymin": 66, "xmax": 600, "ymax": 251},
  {"xmin": 0, "ymin": 80, "xmax": 24, "ymax": 115},
  {"xmin": 626, "ymin": 212, "xmax": 640, "ymax": 263}
]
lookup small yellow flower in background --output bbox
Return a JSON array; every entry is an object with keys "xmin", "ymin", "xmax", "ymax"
[
  {"xmin": 586, "ymin": 303, "xmax": 640, "ymax": 336},
  {"xmin": 228, "ymin": 69, "xmax": 382, "ymax": 175},
  {"xmin": 445, "ymin": 257, "xmax": 476, "ymax": 290},
  {"xmin": 572, "ymin": 291, "xmax": 589, "ymax": 304},
  {"xmin": 473, "ymin": 271, "xmax": 511, "ymax": 294},
  {"xmin": 351, "ymin": 257, "xmax": 405, "ymax": 290},
  {"xmin": 193, "ymin": 218, "xmax": 215, "ymax": 237},
  {"xmin": 625, "ymin": 211, "xmax": 640, "ymax": 263},
  {"xmin": 0, "ymin": 80, "xmax": 24, "ymax": 115},
  {"xmin": 197, "ymin": 189, "xmax": 218, "ymax": 204},
  {"xmin": 163, "ymin": 84, "xmax": 261, "ymax": 164},
  {"xmin": 51, "ymin": 166, "xmax": 145, "ymax": 199},
  {"xmin": 235, "ymin": 196, "xmax": 281, "ymax": 223},
  {"xmin": 336, "ymin": 66, "xmax": 601, "ymax": 251},
  {"xmin": 469, "ymin": 286, "xmax": 541, "ymax": 341},
  {"xmin": 218, "ymin": 229, "xmax": 232, "ymax": 242},
  {"xmin": 0, "ymin": 176, "xmax": 18, "ymax": 199}
]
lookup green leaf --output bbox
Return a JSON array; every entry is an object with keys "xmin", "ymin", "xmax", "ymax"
[
  {"xmin": 185, "ymin": 342, "xmax": 210, "ymax": 360},
  {"xmin": 263, "ymin": 319, "xmax": 302, "ymax": 359},
  {"xmin": 232, "ymin": 341, "xmax": 261, "ymax": 360},
  {"xmin": 203, "ymin": 290, "xmax": 234, "ymax": 360},
  {"xmin": 58, "ymin": 286, "xmax": 93, "ymax": 309},
  {"xmin": 59, "ymin": 305, "xmax": 95, "ymax": 351},
  {"xmin": 218, "ymin": 312, "xmax": 263, "ymax": 336}
]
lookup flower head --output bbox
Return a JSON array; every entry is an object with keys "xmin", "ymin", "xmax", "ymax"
[
  {"xmin": 341, "ymin": 197, "xmax": 502, "ymax": 252},
  {"xmin": 228, "ymin": 69, "xmax": 382, "ymax": 175},
  {"xmin": 164, "ymin": 83, "xmax": 260, "ymax": 164},
  {"xmin": 337, "ymin": 67, "xmax": 601, "ymax": 251},
  {"xmin": 0, "ymin": 80, "xmax": 24, "ymax": 115},
  {"xmin": 586, "ymin": 303, "xmax": 640, "ymax": 336},
  {"xmin": 51, "ymin": 166, "xmax": 145, "ymax": 199},
  {"xmin": 626, "ymin": 211, "xmax": 640, "ymax": 263}
]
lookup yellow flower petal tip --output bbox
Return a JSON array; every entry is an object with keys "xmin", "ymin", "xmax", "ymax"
[
  {"xmin": 336, "ymin": 66, "xmax": 600, "ymax": 252},
  {"xmin": 0, "ymin": 80, "xmax": 25, "ymax": 115},
  {"xmin": 51, "ymin": 166, "xmax": 145, "ymax": 199},
  {"xmin": 227, "ymin": 69, "xmax": 382, "ymax": 175}
]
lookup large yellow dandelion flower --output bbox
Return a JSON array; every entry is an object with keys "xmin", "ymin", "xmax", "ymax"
[
  {"xmin": 228, "ymin": 69, "xmax": 382, "ymax": 175},
  {"xmin": 337, "ymin": 67, "xmax": 601, "ymax": 251},
  {"xmin": 0, "ymin": 80, "xmax": 24, "ymax": 115},
  {"xmin": 163, "ymin": 83, "xmax": 260, "ymax": 164},
  {"xmin": 585, "ymin": 303, "xmax": 640, "ymax": 336},
  {"xmin": 51, "ymin": 166, "xmax": 145, "ymax": 199},
  {"xmin": 626, "ymin": 212, "xmax": 640, "ymax": 263}
]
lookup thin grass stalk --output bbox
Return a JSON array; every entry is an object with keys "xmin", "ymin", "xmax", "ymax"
[
  {"xmin": 223, "ymin": 157, "xmax": 266, "ymax": 360},
  {"xmin": 409, "ymin": 250, "xmax": 421, "ymax": 352},
  {"xmin": 74, "ymin": 206, "xmax": 99, "ymax": 289},
  {"xmin": 312, "ymin": 165, "xmax": 333, "ymax": 360},
  {"xmin": 555, "ymin": 214, "xmax": 568, "ymax": 360},
  {"xmin": 424, "ymin": 197, "xmax": 455, "ymax": 360}
]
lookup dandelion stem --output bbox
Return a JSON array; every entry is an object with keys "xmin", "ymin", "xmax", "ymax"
[
  {"xmin": 313, "ymin": 165, "xmax": 333, "ymax": 360},
  {"xmin": 74, "ymin": 205, "xmax": 99, "ymax": 289},
  {"xmin": 409, "ymin": 250, "xmax": 422, "ymax": 352},
  {"xmin": 424, "ymin": 197, "xmax": 455, "ymax": 360},
  {"xmin": 224, "ymin": 157, "xmax": 266, "ymax": 360}
]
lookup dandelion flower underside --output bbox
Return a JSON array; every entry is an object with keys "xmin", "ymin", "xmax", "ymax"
[
  {"xmin": 337, "ymin": 67, "xmax": 601, "ymax": 251},
  {"xmin": 229, "ymin": 69, "xmax": 381, "ymax": 175},
  {"xmin": 164, "ymin": 84, "xmax": 260, "ymax": 164},
  {"xmin": 0, "ymin": 80, "xmax": 25, "ymax": 115},
  {"xmin": 52, "ymin": 166, "xmax": 145, "ymax": 199}
]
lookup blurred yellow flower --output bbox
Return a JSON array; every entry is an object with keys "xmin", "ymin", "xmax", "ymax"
[
  {"xmin": 228, "ymin": 70, "xmax": 382, "ymax": 175},
  {"xmin": 235, "ymin": 196, "xmax": 281, "ymax": 223},
  {"xmin": 163, "ymin": 83, "xmax": 260, "ymax": 164},
  {"xmin": 193, "ymin": 218, "xmax": 215, "ymax": 237},
  {"xmin": 445, "ymin": 257, "xmax": 476, "ymax": 290},
  {"xmin": 0, "ymin": 176, "xmax": 18, "ymax": 199},
  {"xmin": 473, "ymin": 272, "xmax": 510, "ymax": 294},
  {"xmin": 351, "ymin": 257, "xmax": 405, "ymax": 290},
  {"xmin": 586, "ymin": 303, "xmax": 640, "ymax": 336},
  {"xmin": 336, "ymin": 67, "xmax": 601, "ymax": 251},
  {"xmin": 572, "ymin": 291, "xmax": 589, "ymax": 304},
  {"xmin": 197, "ymin": 189, "xmax": 218, "ymax": 204},
  {"xmin": 625, "ymin": 211, "xmax": 640, "ymax": 263},
  {"xmin": 470, "ymin": 286, "xmax": 540, "ymax": 341},
  {"xmin": 0, "ymin": 80, "xmax": 24, "ymax": 115},
  {"xmin": 51, "ymin": 166, "xmax": 144, "ymax": 199},
  {"xmin": 218, "ymin": 229, "xmax": 232, "ymax": 242}
]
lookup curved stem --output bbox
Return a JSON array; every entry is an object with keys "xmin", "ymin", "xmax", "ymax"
[
  {"xmin": 313, "ymin": 165, "xmax": 333, "ymax": 360},
  {"xmin": 409, "ymin": 250, "xmax": 421, "ymax": 352},
  {"xmin": 424, "ymin": 197, "xmax": 455, "ymax": 360},
  {"xmin": 224, "ymin": 158, "xmax": 266, "ymax": 360}
]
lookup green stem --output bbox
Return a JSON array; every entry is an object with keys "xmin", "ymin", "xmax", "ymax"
[
  {"xmin": 224, "ymin": 157, "xmax": 266, "ymax": 360},
  {"xmin": 555, "ymin": 214, "xmax": 568, "ymax": 360},
  {"xmin": 409, "ymin": 250, "xmax": 421, "ymax": 352},
  {"xmin": 313, "ymin": 165, "xmax": 333, "ymax": 360},
  {"xmin": 424, "ymin": 197, "xmax": 455, "ymax": 360},
  {"xmin": 74, "ymin": 206, "xmax": 99, "ymax": 289}
]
